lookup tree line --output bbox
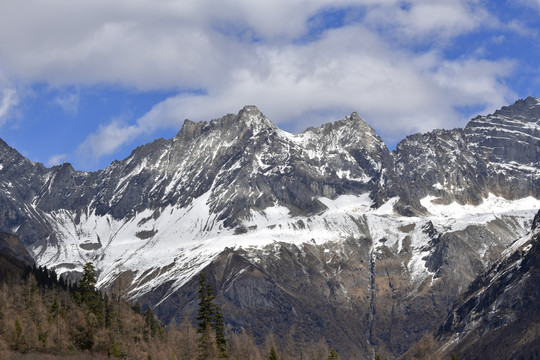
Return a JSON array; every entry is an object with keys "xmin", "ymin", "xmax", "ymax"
[
  {"xmin": 0, "ymin": 257, "xmax": 346, "ymax": 359},
  {"xmin": 0, "ymin": 255, "xmax": 458, "ymax": 359}
]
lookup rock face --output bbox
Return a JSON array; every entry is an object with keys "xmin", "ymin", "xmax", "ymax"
[
  {"xmin": 393, "ymin": 129, "xmax": 488, "ymax": 213},
  {"xmin": 434, "ymin": 210, "xmax": 540, "ymax": 360},
  {"xmin": 0, "ymin": 98, "xmax": 539, "ymax": 358},
  {"xmin": 465, "ymin": 97, "xmax": 540, "ymax": 201},
  {"xmin": 394, "ymin": 98, "xmax": 540, "ymax": 214},
  {"xmin": 0, "ymin": 232, "xmax": 35, "ymax": 285},
  {"xmin": 0, "ymin": 232, "xmax": 34, "ymax": 267}
]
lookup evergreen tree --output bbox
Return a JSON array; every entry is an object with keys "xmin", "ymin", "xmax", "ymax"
[
  {"xmin": 50, "ymin": 296, "xmax": 60, "ymax": 317},
  {"xmin": 214, "ymin": 304, "xmax": 228, "ymax": 358},
  {"xmin": 328, "ymin": 348, "xmax": 339, "ymax": 360},
  {"xmin": 132, "ymin": 302, "xmax": 141, "ymax": 315},
  {"xmin": 110, "ymin": 339, "xmax": 127, "ymax": 359},
  {"xmin": 77, "ymin": 262, "xmax": 105, "ymax": 326},
  {"xmin": 78, "ymin": 262, "xmax": 97, "ymax": 299},
  {"xmin": 197, "ymin": 324, "xmax": 218, "ymax": 360},
  {"xmin": 13, "ymin": 317, "xmax": 24, "ymax": 351},
  {"xmin": 197, "ymin": 274, "xmax": 216, "ymax": 334},
  {"xmin": 197, "ymin": 274, "xmax": 228, "ymax": 359},
  {"xmin": 269, "ymin": 345, "xmax": 278, "ymax": 360},
  {"xmin": 144, "ymin": 306, "xmax": 161, "ymax": 338}
]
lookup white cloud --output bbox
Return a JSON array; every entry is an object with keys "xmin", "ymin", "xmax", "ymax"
[
  {"xmin": 47, "ymin": 153, "xmax": 69, "ymax": 167},
  {"xmin": 505, "ymin": 20, "xmax": 537, "ymax": 37},
  {"xmin": 432, "ymin": 58, "xmax": 515, "ymax": 106},
  {"xmin": 0, "ymin": 0, "xmax": 523, "ymax": 165},
  {"xmin": 54, "ymin": 90, "xmax": 80, "ymax": 115},
  {"xmin": 76, "ymin": 22, "xmax": 516, "ymax": 161},
  {"xmin": 76, "ymin": 116, "xmax": 140, "ymax": 163},
  {"xmin": 0, "ymin": 88, "xmax": 18, "ymax": 127},
  {"xmin": 517, "ymin": 0, "xmax": 540, "ymax": 11},
  {"xmin": 363, "ymin": 0, "xmax": 489, "ymax": 43},
  {"xmin": 0, "ymin": 0, "xmax": 493, "ymax": 91}
]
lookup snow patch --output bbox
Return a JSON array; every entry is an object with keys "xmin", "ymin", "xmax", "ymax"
[{"xmin": 420, "ymin": 194, "xmax": 540, "ymax": 232}]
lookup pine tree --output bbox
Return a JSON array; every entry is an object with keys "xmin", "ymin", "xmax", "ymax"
[
  {"xmin": 214, "ymin": 304, "xmax": 228, "ymax": 358},
  {"xmin": 328, "ymin": 348, "xmax": 339, "ymax": 360},
  {"xmin": 78, "ymin": 262, "xmax": 105, "ymax": 326},
  {"xmin": 50, "ymin": 296, "xmax": 60, "ymax": 317},
  {"xmin": 110, "ymin": 339, "xmax": 126, "ymax": 359},
  {"xmin": 78, "ymin": 262, "xmax": 97, "ymax": 300},
  {"xmin": 13, "ymin": 317, "xmax": 24, "ymax": 351},
  {"xmin": 198, "ymin": 323, "xmax": 218, "ymax": 360},
  {"xmin": 197, "ymin": 274, "xmax": 228, "ymax": 359},
  {"xmin": 132, "ymin": 302, "xmax": 141, "ymax": 315},
  {"xmin": 269, "ymin": 345, "xmax": 278, "ymax": 360},
  {"xmin": 144, "ymin": 306, "xmax": 162, "ymax": 338},
  {"xmin": 197, "ymin": 274, "xmax": 216, "ymax": 334}
]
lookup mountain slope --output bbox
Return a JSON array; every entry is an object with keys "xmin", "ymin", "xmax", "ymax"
[
  {"xmin": 135, "ymin": 194, "xmax": 538, "ymax": 358},
  {"xmin": 0, "ymin": 98, "xmax": 539, "ymax": 357},
  {"xmin": 434, "ymin": 210, "xmax": 540, "ymax": 359}
]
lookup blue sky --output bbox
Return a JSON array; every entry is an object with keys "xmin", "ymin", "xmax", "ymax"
[{"xmin": 0, "ymin": 0, "xmax": 539, "ymax": 171}]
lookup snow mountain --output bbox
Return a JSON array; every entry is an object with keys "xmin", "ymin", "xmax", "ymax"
[{"xmin": 1, "ymin": 98, "xmax": 540, "ymax": 358}]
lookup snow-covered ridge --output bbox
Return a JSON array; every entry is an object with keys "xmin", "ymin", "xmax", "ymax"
[
  {"xmin": 32, "ymin": 190, "xmax": 540, "ymax": 304},
  {"xmin": 0, "ymin": 99, "xmax": 539, "ymax": 318}
]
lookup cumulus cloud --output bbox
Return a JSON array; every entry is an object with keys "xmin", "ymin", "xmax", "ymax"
[
  {"xmin": 77, "ymin": 22, "xmax": 516, "ymax": 162},
  {"xmin": 0, "ymin": 0, "xmax": 524, "ymax": 164},
  {"xmin": 362, "ymin": 0, "xmax": 489, "ymax": 43},
  {"xmin": 0, "ymin": 0, "xmax": 493, "ymax": 90}
]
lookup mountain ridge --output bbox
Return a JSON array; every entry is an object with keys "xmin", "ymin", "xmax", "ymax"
[{"xmin": 0, "ymin": 97, "xmax": 539, "ymax": 358}]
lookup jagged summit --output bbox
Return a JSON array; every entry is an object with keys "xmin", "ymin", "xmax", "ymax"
[
  {"xmin": 1, "ymin": 99, "xmax": 539, "ymax": 240},
  {"xmin": 176, "ymin": 105, "xmax": 276, "ymax": 142},
  {"xmin": 237, "ymin": 104, "xmax": 267, "ymax": 121},
  {"xmin": 302, "ymin": 111, "xmax": 386, "ymax": 152},
  {"xmin": 490, "ymin": 96, "xmax": 540, "ymax": 119},
  {"xmin": 391, "ymin": 97, "xmax": 540, "ymax": 213}
]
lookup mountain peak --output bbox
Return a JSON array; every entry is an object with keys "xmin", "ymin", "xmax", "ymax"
[
  {"xmin": 1, "ymin": 98, "xmax": 540, "ymax": 359},
  {"xmin": 490, "ymin": 96, "xmax": 540, "ymax": 120},
  {"xmin": 175, "ymin": 118, "xmax": 206, "ymax": 141},
  {"xmin": 239, "ymin": 104, "xmax": 262, "ymax": 114},
  {"xmin": 311, "ymin": 111, "xmax": 386, "ymax": 153},
  {"xmin": 345, "ymin": 111, "xmax": 361, "ymax": 121},
  {"xmin": 236, "ymin": 105, "xmax": 275, "ymax": 130}
]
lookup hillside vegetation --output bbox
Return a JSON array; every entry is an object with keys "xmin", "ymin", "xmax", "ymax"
[{"xmin": 0, "ymin": 253, "xmax": 346, "ymax": 360}]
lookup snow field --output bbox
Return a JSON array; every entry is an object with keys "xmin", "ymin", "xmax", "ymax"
[{"xmin": 32, "ymin": 191, "xmax": 540, "ymax": 304}]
